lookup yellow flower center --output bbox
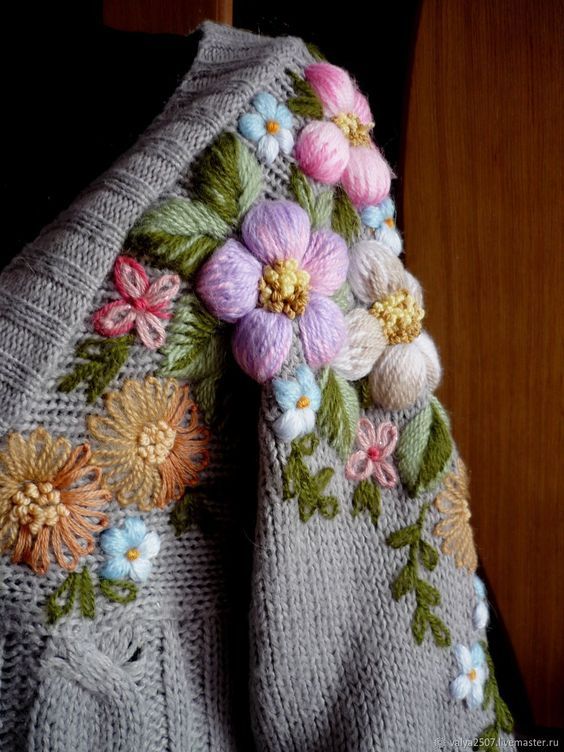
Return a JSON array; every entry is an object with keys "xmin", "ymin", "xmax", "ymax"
[
  {"xmin": 137, "ymin": 420, "xmax": 176, "ymax": 465},
  {"xmin": 331, "ymin": 112, "xmax": 374, "ymax": 147},
  {"xmin": 384, "ymin": 217, "xmax": 395, "ymax": 228},
  {"xmin": 258, "ymin": 258, "xmax": 311, "ymax": 319},
  {"xmin": 370, "ymin": 289, "xmax": 425, "ymax": 345},
  {"xmin": 10, "ymin": 481, "xmax": 68, "ymax": 536},
  {"xmin": 468, "ymin": 668, "xmax": 478, "ymax": 682},
  {"xmin": 126, "ymin": 547, "xmax": 141, "ymax": 561},
  {"xmin": 296, "ymin": 395, "xmax": 310, "ymax": 409},
  {"xmin": 266, "ymin": 119, "xmax": 280, "ymax": 134}
]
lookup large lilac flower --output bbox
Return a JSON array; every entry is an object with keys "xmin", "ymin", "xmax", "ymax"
[{"xmin": 197, "ymin": 200, "xmax": 349, "ymax": 382}]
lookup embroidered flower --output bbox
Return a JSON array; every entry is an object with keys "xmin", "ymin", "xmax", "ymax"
[
  {"xmin": 294, "ymin": 63, "xmax": 391, "ymax": 208},
  {"xmin": 332, "ymin": 241, "xmax": 441, "ymax": 410},
  {"xmin": 100, "ymin": 517, "xmax": 160, "ymax": 583},
  {"xmin": 88, "ymin": 377, "xmax": 210, "ymax": 511},
  {"xmin": 239, "ymin": 92, "xmax": 294, "ymax": 164},
  {"xmin": 196, "ymin": 199, "xmax": 348, "ymax": 383},
  {"xmin": 433, "ymin": 458, "xmax": 478, "ymax": 573},
  {"xmin": 360, "ymin": 197, "xmax": 403, "ymax": 256},
  {"xmin": 93, "ymin": 256, "xmax": 180, "ymax": 350},
  {"xmin": 345, "ymin": 418, "xmax": 398, "ymax": 487},
  {"xmin": 450, "ymin": 643, "xmax": 488, "ymax": 709},
  {"xmin": 0, "ymin": 428, "xmax": 109, "ymax": 575},
  {"xmin": 473, "ymin": 575, "xmax": 490, "ymax": 630},
  {"xmin": 272, "ymin": 365, "xmax": 321, "ymax": 442}
]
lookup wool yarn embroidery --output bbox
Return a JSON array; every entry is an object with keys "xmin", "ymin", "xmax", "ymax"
[
  {"xmin": 0, "ymin": 428, "xmax": 110, "ymax": 575},
  {"xmin": 433, "ymin": 458, "xmax": 478, "ymax": 573},
  {"xmin": 473, "ymin": 575, "xmax": 490, "ymax": 631},
  {"xmin": 272, "ymin": 365, "xmax": 322, "ymax": 442},
  {"xmin": 474, "ymin": 641, "xmax": 515, "ymax": 746},
  {"xmin": 360, "ymin": 196, "xmax": 403, "ymax": 256},
  {"xmin": 293, "ymin": 63, "xmax": 391, "ymax": 208},
  {"xmin": 450, "ymin": 642, "xmax": 488, "ymax": 709},
  {"xmin": 282, "ymin": 433, "xmax": 339, "ymax": 523},
  {"xmin": 239, "ymin": 92, "xmax": 294, "ymax": 164},
  {"xmin": 197, "ymin": 199, "xmax": 348, "ymax": 382},
  {"xmin": 345, "ymin": 418, "xmax": 398, "ymax": 487},
  {"xmin": 100, "ymin": 516, "xmax": 160, "ymax": 583},
  {"xmin": 88, "ymin": 377, "xmax": 210, "ymax": 511},
  {"xmin": 93, "ymin": 256, "xmax": 180, "ymax": 350}
]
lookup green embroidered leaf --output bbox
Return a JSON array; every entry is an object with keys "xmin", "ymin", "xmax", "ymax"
[
  {"xmin": 305, "ymin": 42, "xmax": 326, "ymax": 61},
  {"xmin": 79, "ymin": 568, "xmax": 96, "ymax": 619},
  {"xmin": 418, "ymin": 539, "xmax": 439, "ymax": 571},
  {"xmin": 386, "ymin": 524, "xmax": 419, "ymax": 549},
  {"xmin": 191, "ymin": 132, "xmax": 263, "ymax": 225},
  {"xmin": 479, "ymin": 640, "xmax": 514, "ymax": 740},
  {"xmin": 59, "ymin": 335, "xmax": 135, "ymax": 404},
  {"xmin": 170, "ymin": 491, "xmax": 217, "ymax": 537},
  {"xmin": 411, "ymin": 605, "xmax": 427, "ymax": 644},
  {"xmin": 355, "ymin": 376, "xmax": 373, "ymax": 409},
  {"xmin": 473, "ymin": 726, "xmax": 499, "ymax": 751},
  {"xmin": 282, "ymin": 434, "xmax": 339, "ymax": 523},
  {"xmin": 391, "ymin": 564, "xmax": 415, "ymax": 599},
  {"xmin": 427, "ymin": 612, "xmax": 451, "ymax": 647},
  {"xmin": 331, "ymin": 282, "xmax": 352, "ymax": 312},
  {"xmin": 287, "ymin": 70, "xmax": 324, "ymax": 119},
  {"xmin": 289, "ymin": 166, "xmax": 333, "ymax": 229},
  {"xmin": 496, "ymin": 697, "xmax": 514, "ymax": 734},
  {"xmin": 352, "ymin": 480, "xmax": 381, "ymax": 527},
  {"xmin": 317, "ymin": 368, "xmax": 360, "ymax": 458},
  {"xmin": 414, "ymin": 578, "xmax": 441, "ymax": 607},
  {"xmin": 99, "ymin": 578, "xmax": 138, "ymax": 604},
  {"xmin": 46, "ymin": 572, "xmax": 79, "ymax": 625},
  {"xmin": 331, "ymin": 186, "xmax": 361, "ymax": 245},
  {"xmin": 312, "ymin": 190, "xmax": 334, "ymax": 229},
  {"xmin": 127, "ymin": 199, "xmax": 228, "ymax": 278},
  {"xmin": 396, "ymin": 397, "xmax": 454, "ymax": 497}
]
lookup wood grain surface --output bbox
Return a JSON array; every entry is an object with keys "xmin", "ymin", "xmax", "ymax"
[
  {"xmin": 402, "ymin": 0, "xmax": 563, "ymax": 728},
  {"xmin": 104, "ymin": 0, "xmax": 233, "ymax": 34}
]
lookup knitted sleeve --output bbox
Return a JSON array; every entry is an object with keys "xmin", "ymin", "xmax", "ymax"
[{"xmin": 0, "ymin": 22, "xmax": 513, "ymax": 752}]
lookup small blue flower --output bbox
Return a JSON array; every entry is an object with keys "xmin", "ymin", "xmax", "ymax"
[
  {"xmin": 360, "ymin": 197, "xmax": 403, "ymax": 256},
  {"xmin": 238, "ymin": 92, "xmax": 294, "ymax": 164},
  {"xmin": 100, "ymin": 517, "xmax": 160, "ymax": 584},
  {"xmin": 450, "ymin": 643, "xmax": 488, "ymax": 709},
  {"xmin": 472, "ymin": 575, "xmax": 490, "ymax": 630},
  {"xmin": 272, "ymin": 365, "xmax": 322, "ymax": 442}
]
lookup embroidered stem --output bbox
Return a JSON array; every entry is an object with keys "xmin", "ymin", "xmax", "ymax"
[
  {"xmin": 282, "ymin": 434, "xmax": 339, "ymax": 522},
  {"xmin": 99, "ymin": 579, "xmax": 138, "ymax": 605},
  {"xmin": 59, "ymin": 335, "xmax": 134, "ymax": 404},
  {"xmin": 46, "ymin": 568, "xmax": 138, "ymax": 624},
  {"xmin": 473, "ymin": 641, "xmax": 514, "ymax": 750},
  {"xmin": 386, "ymin": 503, "xmax": 451, "ymax": 647},
  {"xmin": 352, "ymin": 480, "xmax": 381, "ymax": 527}
]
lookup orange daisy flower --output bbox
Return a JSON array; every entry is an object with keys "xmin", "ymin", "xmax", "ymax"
[
  {"xmin": 88, "ymin": 377, "xmax": 210, "ymax": 510},
  {"xmin": 0, "ymin": 428, "xmax": 110, "ymax": 575},
  {"xmin": 433, "ymin": 458, "xmax": 478, "ymax": 573}
]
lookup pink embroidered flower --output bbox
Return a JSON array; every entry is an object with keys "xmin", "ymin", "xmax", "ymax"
[
  {"xmin": 294, "ymin": 63, "xmax": 391, "ymax": 208},
  {"xmin": 93, "ymin": 257, "xmax": 180, "ymax": 350},
  {"xmin": 345, "ymin": 418, "xmax": 398, "ymax": 487},
  {"xmin": 196, "ymin": 199, "xmax": 348, "ymax": 383}
]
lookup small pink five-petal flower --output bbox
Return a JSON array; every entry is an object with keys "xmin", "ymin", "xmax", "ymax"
[
  {"xmin": 93, "ymin": 256, "xmax": 180, "ymax": 350},
  {"xmin": 345, "ymin": 418, "xmax": 398, "ymax": 488}
]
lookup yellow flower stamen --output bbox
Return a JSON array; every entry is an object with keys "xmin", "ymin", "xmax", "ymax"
[
  {"xmin": 296, "ymin": 395, "xmax": 310, "ymax": 409},
  {"xmin": 10, "ymin": 481, "xmax": 68, "ymax": 536},
  {"xmin": 258, "ymin": 258, "xmax": 311, "ymax": 319},
  {"xmin": 331, "ymin": 112, "xmax": 374, "ymax": 147},
  {"xmin": 137, "ymin": 420, "xmax": 176, "ymax": 466},
  {"xmin": 126, "ymin": 548, "xmax": 140, "ymax": 561},
  {"xmin": 370, "ymin": 289, "xmax": 424, "ymax": 345},
  {"xmin": 384, "ymin": 217, "xmax": 395, "ymax": 228},
  {"xmin": 468, "ymin": 668, "xmax": 477, "ymax": 682},
  {"xmin": 266, "ymin": 120, "xmax": 280, "ymax": 134}
]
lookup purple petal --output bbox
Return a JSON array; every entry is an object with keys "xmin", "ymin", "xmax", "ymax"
[
  {"xmin": 197, "ymin": 239, "xmax": 262, "ymax": 323},
  {"xmin": 241, "ymin": 200, "xmax": 311, "ymax": 265},
  {"xmin": 299, "ymin": 293, "xmax": 347, "ymax": 369},
  {"xmin": 232, "ymin": 309, "xmax": 293, "ymax": 382},
  {"xmin": 302, "ymin": 229, "xmax": 349, "ymax": 295}
]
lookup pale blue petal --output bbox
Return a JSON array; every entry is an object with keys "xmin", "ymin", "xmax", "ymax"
[
  {"xmin": 123, "ymin": 516, "xmax": 147, "ymax": 547},
  {"xmin": 273, "ymin": 409, "xmax": 304, "ymax": 442},
  {"xmin": 252, "ymin": 92, "xmax": 278, "ymax": 120},
  {"xmin": 275, "ymin": 103, "xmax": 293, "ymax": 129},
  {"xmin": 380, "ymin": 196, "xmax": 395, "ymax": 218},
  {"xmin": 239, "ymin": 113, "xmax": 266, "ymax": 142},
  {"xmin": 470, "ymin": 642, "xmax": 485, "ymax": 667},
  {"xmin": 473, "ymin": 575, "xmax": 487, "ymax": 600},
  {"xmin": 100, "ymin": 556, "xmax": 130, "ymax": 580},
  {"xmin": 295, "ymin": 365, "xmax": 322, "ymax": 411},
  {"xmin": 453, "ymin": 644, "xmax": 472, "ymax": 673},
  {"xmin": 275, "ymin": 128, "xmax": 294, "ymax": 155},
  {"xmin": 472, "ymin": 601, "xmax": 489, "ymax": 630},
  {"xmin": 450, "ymin": 675, "xmax": 470, "ymax": 701},
  {"xmin": 138, "ymin": 531, "xmax": 161, "ymax": 560},
  {"xmin": 468, "ymin": 679, "xmax": 484, "ymax": 709},
  {"xmin": 129, "ymin": 558, "xmax": 153, "ymax": 583},
  {"xmin": 273, "ymin": 377, "xmax": 302, "ymax": 412},
  {"xmin": 375, "ymin": 225, "xmax": 403, "ymax": 256},
  {"xmin": 257, "ymin": 134, "xmax": 279, "ymax": 163},
  {"xmin": 361, "ymin": 205, "xmax": 385, "ymax": 228},
  {"xmin": 100, "ymin": 528, "xmax": 129, "ymax": 556}
]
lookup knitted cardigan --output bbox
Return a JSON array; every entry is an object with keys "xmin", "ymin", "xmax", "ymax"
[{"xmin": 0, "ymin": 22, "xmax": 513, "ymax": 752}]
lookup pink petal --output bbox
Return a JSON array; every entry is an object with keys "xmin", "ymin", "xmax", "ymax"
[
  {"xmin": 299, "ymin": 293, "xmax": 347, "ymax": 369},
  {"xmin": 356, "ymin": 417, "xmax": 377, "ymax": 451},
  {"xmin": 93, "ymin": 300, "xmax": 136, "ymax": 337},
  {"xmin": 294, "ymin": 121, "xmax": 350, "ymax": 185},
  {"xmin": 143, "ymin": 274, "xmax": 181, "ymax": 315},
  {"xmin": 352, "ymin": 90, "xmax": 374, "ymax": 125},
  {"xmin": 374, "ymin": 421, "xmax": 398, "ymax": 458},
  {"xmin": 232, "ymin": 309, "xmax": 293, "ymax": 383},
  {"xmin": 196, "ymin": 239, "xmax": 262, "ymax": 323},
  {"xmin": 241, "ymin": 200, "xmax": 311, "ymax": 265},
  {"xmin": 135, "ymin": 311, "xmax": 167, "ymax": 350},
  {"xmin": 114, "ymin": 256, "xmax": 149, "ymax": 300},
  {"xmin": 345, "ymin": 450, "xmax": 373, "ymax": 482},
  {"xmin": 305, "ymin": 63, "xmax": 356, "ymax": 116},
  {"xmin": 302, "ymin": 230, "xmax": 349, "ymax": 296},
  {"xmin": 372, "ymin": 459, "xmax": 398, "ymax": 489},
  {"xmin": 341, "ymin": 146, "xmax": 392, "ymax": 208}
]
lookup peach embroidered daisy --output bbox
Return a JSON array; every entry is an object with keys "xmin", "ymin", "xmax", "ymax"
[
  {"xmin": 433, "ymin": 459, "xmax": 478, "ymax": 573},
  {"xmin": 0, "ymin": 428, "xmax": 110, "ymax": 575},
  {"xmin": 88, "ymin": 377, "xmax": 210, "ymax": 511}
]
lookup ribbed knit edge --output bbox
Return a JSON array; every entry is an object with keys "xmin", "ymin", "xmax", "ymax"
[{"xmin": 0, "ymin": 21, "xmax": 312, "ymax": 434}]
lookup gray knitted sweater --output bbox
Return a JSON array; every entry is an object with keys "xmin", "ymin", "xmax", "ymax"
[{"xmin": 0, "ymin": 22, "xmax": 513, "ymax": 752}]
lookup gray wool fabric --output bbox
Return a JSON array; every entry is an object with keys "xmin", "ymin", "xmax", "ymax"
[{"xmin": 0, "ymin": 21, "xmax": 510, "ymax": 752}]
